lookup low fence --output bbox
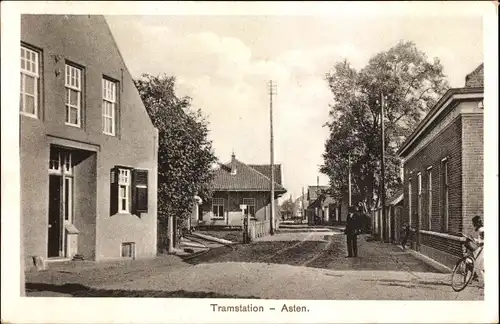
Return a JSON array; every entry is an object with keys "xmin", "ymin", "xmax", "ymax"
[
  {"xmin": 371, "ymin": 205, "xmax": 403, "ymax": 243},
  {"xmin": 248, "ymin": 219, "xmax": 279, "ymax": 240}
]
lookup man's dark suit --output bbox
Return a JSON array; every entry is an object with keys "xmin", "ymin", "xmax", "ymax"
[{"xmin": 345, "ymin": 212, "xmax": 360, "ymax": 257}]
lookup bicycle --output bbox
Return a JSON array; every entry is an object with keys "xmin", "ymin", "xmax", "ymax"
[{"xmin": 451, "ymin": 232, "xmax": 483, "ymax": 292}]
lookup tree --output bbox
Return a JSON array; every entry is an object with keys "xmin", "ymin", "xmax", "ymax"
[
  {"xmin": 134, "ymin": 74, "xmax": 218, "ymax": 252},
  {"xmin": 280, "ymin": 197, "xmax": 295, "ymax": 220},
  {"xmin": 321, "ymin": 41, "xmax": 449, "ymax": 213}
]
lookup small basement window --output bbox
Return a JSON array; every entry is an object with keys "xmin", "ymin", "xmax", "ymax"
[{"xmin": 121, "ymin": 242, "xmax": 135, "ymax": 258}]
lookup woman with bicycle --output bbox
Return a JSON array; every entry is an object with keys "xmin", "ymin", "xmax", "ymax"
[
  {"xmin": 470, "ymin": 215, "xmax": 484, "ymax": 282},
  {"xmin": 451, "ymin": 215, "xmax": 484, "ymax": 291}
]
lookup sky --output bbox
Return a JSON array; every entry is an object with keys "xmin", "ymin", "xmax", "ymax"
[{"xmin": 105, "ymin": 13, "xmax": 483, "ymax": 200}]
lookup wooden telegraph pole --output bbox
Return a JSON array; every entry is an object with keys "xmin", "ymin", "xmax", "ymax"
[
  {"xmin": 269, "ymin": 80, "xmax": 277, "ymax": 235},
  {"xmin": 348, "ymin": 154, "xmax": 352, "ymax": 206},
  {"xmin": 301, "ymin": 186, "xmax": 305, "ymax": 222},
  {"xmin": 380, "ymin": 92, "xmax": 387, "ymax": 243}
]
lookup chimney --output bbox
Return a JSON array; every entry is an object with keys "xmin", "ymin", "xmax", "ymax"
[{"xmin": 230, "ymin": 152, "xmax": 237, "ymax": 175}]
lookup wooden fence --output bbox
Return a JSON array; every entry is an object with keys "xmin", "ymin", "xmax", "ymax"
[{"xmin": 248, "ymin": 219, "xmax": 280, "ymax": 240}]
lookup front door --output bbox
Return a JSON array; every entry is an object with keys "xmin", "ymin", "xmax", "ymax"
[
  {"xmin": 48, "ymin": 175, "xmax": 62, "ymax": 257},
  {"xmin": 198, "ymin": 205, "xmax": 203, "ymax": 221}
]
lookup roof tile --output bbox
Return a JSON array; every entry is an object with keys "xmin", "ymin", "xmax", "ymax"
[{"xmin": 211, "ymin": 159, "xmax": 286, "ymax": 192}]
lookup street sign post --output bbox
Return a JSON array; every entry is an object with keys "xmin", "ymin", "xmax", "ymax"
[{"xmin": 240, "ymin": 204, "xmax": 249, "ymax": 243}]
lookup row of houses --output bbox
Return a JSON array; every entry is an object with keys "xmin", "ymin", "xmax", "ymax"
[
  {"xmin": 296, "ymin": 185, "xmax": 348, "ymax": 225},
  {"xmin": 373, "ymin": 63, "xmax": 484, "ymax": 269},
  {"xmin": 20, "ymin": 15, "xmax": 287, "ymax": 267}
]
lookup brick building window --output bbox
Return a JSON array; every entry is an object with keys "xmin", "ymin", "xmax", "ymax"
[
  {"xmin": 102, "ymin": 78, "xmax": 117, "ymax": 136},
  {"xmin": 408, "ymin": 178, "xmax": 412, "ymax": 227},
  {"xmin": 442, "ymin": 158, "xmax": 449, "ymax": 232},
  {"xmin": 20, "ymin": 46, "xmax": 40, "ymax": 118},
  {"xmin": 417, "ymin": 172, "xmax": 422, "ymax": 229},
  {"xmin": 212, "ymin": 198, "xmax": 224, "ymax": 219},
  {"xmin": 243, "ymin": 198, "xmax": 256, "ymax": 218},
  {"xmin": 427, "ymin": 167, "xmax": 432, "ymax": 230},
  {"xmin": 65, "ymin": 64, "xmax": 82, "ymax": 127}
]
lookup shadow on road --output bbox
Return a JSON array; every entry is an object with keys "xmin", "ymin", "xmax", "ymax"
[{"xmin": 25, "ymin": 283, "xmax": 261, "ymax": 298}]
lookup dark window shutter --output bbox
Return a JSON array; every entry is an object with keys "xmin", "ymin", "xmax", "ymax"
[
  {"xmin": 133, "ymin": 169, "xmax": 148, "ymax": 214},
  {"xmin": 110, "ymin": 167, "xmax": 119, "ymax": 216}
]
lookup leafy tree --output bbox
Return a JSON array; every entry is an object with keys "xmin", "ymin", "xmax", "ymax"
[
  {"xmin": 134, "ymin": 74, "xmax": 218, "ymax": 252},
  {"xmin": 321, "ymin": 41, "xmax": 449, "ymax": 213},
  {"xmin": 280, "ymin": 197, "xmax": 295, "ymax": 220}
]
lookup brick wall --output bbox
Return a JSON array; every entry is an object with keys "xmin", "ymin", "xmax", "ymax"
[
  {"xmin": 402, "ymin": 116, "xmax": 463, "ymax": 248},
  {"xmin": 420, "ymin": 232, "xmax": 462, "ymax": 257},
  {"xmin": 461, "ymin": 114, "xmax": 484, "ymax": 235}
]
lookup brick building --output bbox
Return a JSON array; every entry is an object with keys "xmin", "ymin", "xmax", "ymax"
[
  {"xmin": 397, "ymin": 64, "xmax": 484, "ymax": 268},
  {"xmin": 21, "ymin": 15, "xmax": 158, "ymax": 265}
]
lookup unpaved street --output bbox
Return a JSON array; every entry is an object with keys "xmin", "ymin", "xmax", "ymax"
[{"xmin": 26, "ymin": 228, "xmax": 483, "ymax": 300}]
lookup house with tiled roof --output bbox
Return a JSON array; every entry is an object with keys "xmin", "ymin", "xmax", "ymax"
[{"xmin": 192, "ymin": 153, "xmax": 287, "ymax": 227}]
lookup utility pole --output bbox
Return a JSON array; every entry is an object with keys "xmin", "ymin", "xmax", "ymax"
[
  {"xmin": 380, "ymin": 92, "xmax": 387, "ymax": 243},
  {"xmin": 269, "ymin": 80, "xmax": 277, "ymax": 235},
  {"xmin": 301, "ymin": 186, "xmax": 305, "ymax": 222},
  {"xmin": 348, "ymin": 153, "xmax": 352, "ymax": 206}
]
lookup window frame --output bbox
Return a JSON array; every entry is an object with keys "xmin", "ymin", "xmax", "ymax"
[
  {"xmin": 102, "ymin": 78, "xmax": 117, "ymax": 136},
  {"xmin": 20, "ymin": 45, "xmax": 40, "ymax": 118},
  {"xmin": 442, "ymin": 158, "xmax": 449, "ymax": 232},
  {"xmin": 118, "ymin": 168, "xmax": 131, "ymax": 213},
  {"xmin": 243, "ymin": 198, "xmax": 256, "ymax": 218},
  {"xmin": 427, "ymin": 166, "xmax": 433, "ymax": 230},
  {"xmin": 133, "ymin": 169, "xmax": 149, "ymax": 214},
  {"xmin": 211, "ymin": 198, "xmax": 225, "ymax": 219},
  {"xmin": 408, "ymin": 178, "xmax": 412, "ymax": 227},
  {"xmin": 121, "ymin": 242, "xmax": 136, "ymax": 259},
  {"xmin": 64, "ymin": 63, "xmax": 82, "ymax": 127}
]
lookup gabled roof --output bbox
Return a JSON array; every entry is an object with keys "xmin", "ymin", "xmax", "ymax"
[
  {"xmin": 211, "ymin": 159, "xmax": 287, "ymax": 192},
  {"xmin": 398, "ymin": 64, "xmax": 484, "ymax": 157},
  {"xmin": 397, "ymin": 87, "xmax": 483, "ymax": 157},
  {"xmin": 465, "ymin": 63, "xmax": 484, "ymax": 88},
  {"xmin": 248, "ymin": 164, "xmax": 282, "ymax": 185}
]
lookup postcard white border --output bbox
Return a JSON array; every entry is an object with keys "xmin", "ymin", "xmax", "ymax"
[{"xmin": 1, "ymin": 1, "xmax": 498, "ymax": 323}]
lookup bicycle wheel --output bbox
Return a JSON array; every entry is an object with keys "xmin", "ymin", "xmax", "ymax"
[{"xmin": 451, "ymin": 256, "xmax": 475, "ymax": 292}]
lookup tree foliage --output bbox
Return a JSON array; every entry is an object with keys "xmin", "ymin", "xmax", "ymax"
[
  {"xmin": 321, "ymin": 41, "xmax": 449, "ymax": 213},
  {"xmin": 280, "ymin": 197, "xmax": 295, "ymax": 219},
  {"xmin": 134, "ymin": 74, "xmax": 217, "ymax": 251}
]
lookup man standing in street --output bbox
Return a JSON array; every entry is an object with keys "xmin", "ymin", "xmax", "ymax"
[{"xmin": 344, "ymin": 205, "xmax": 360, "ymax": 257}]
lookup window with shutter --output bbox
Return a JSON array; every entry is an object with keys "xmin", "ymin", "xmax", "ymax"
[
  {"xmin": 110, "ymin": 167, "xmax": 119, "ymax": 216},
  {"xmin": 133, "ymin": 169, "xmax": 148, "ymax": 214}
]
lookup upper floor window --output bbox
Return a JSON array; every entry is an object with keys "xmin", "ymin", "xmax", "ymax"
[
  {"xmin": 65, "ymin": 64, "xmax": 82, "ymax": 127},
  {"xmin": 20, "ymin": 46, "xmax": 39, "ymax": 118},
  {"xmin": 102, "ymin": 78, "xmax": 117, "ymax": 136}
]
